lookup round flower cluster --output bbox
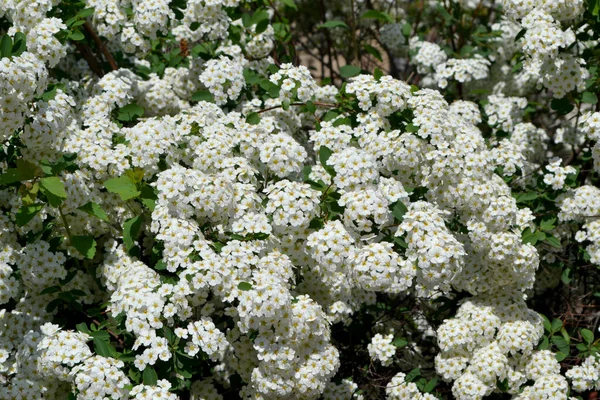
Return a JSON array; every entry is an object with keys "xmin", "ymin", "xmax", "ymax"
[
  {"xmin": 409, "ymin": 37, "xmax": 448, "ymax": 75},
  {"xmin": 36, "ymin": 323, "xmax": 93, "ymax": 380},
  {"xmin": 543, "ymin": 157, "xmax": 576, "ymax": 190},
  {"xmin": 200, "ymin": 56, "xmax": 245, "ymax": 105},
  {"xmin": 379, "ymin": 23, "xmax": 405, "ymax": 53},
  {"xmin": 367, "ymin": 333, "xmax": 396, "ymax": 366},
  {"xmin": 435, "ymin": 55, "xmax": 491, "ymax": 89},
  {"xmin": 71, "ymin": 356, "xmax": 131, "ymax": 400},
  {"xmin": 269, "ymin": 63, "xmax": 318, "ymax": 102},
  {"xmin": 566, "ymin": 353, "xmax": 600, "ymax": 392},
  {"xmin": 484, "ymin": 94, "xmax": 528, "ymax": 133},
  {"xmin": 350, "ymin": 242, "xmax": 415, "ymax": 292},
  {"xmin": 434, "ymin": 291, "xmax": 561, "ymax": 398},
  {"xmin": 259, "ymin": 132, "xmax": 308, "ymax": 178},
  {"xmin": 345, "ymin": 74, "xmax": 412, "ymax": 115}
]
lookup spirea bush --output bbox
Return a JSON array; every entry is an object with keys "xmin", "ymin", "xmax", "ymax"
[{"xmin": 3, "ymin": 0, "xmax": 600, "ymax": 399}]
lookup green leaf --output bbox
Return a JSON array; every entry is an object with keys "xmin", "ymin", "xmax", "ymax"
[
  {"xmin": 392, "ymin": 201, "xmax": 408, "ymax": 221},
  {"xmin": 1, "ymin": 35, "xmax": 12, "ymax": 58},
  {"xmin": 538, "ymin": 335, "xmax": 549, "ymax": 350},
  {"xmin": 93, "ymin": 337, "xmax": 118, "ymax": 358},
  {"xmin": 318, "ymin": 20, "xmax": 349, "ymax": 29},
  {"xmin": 76, "ymin": 323, "xmax": 91, "ymax": 334},
  {"xmin": 363, "ymin": 44, "xmax": 382, "ymax": 62},
  {"xmin": 142, "ymin": 367, "xmax": 158, "ymax": 385},
  {"xmin": 40, "ymin": 177, "xmax": 67, "ymax": 207},
  {"xmin": 16, "ymin": 203, "xmax": 44, "ymax": 227},
  {"xmin": 339, "ymin": 65, "xmax": 362, "ymax": 79},
  {"xmin": 515, "ymin": 191, "xmax": 538, "ymax": 203},
  {"xmin": 561, "ymin": 267, "xmax": 572, "ymax": 284},
  {"xmin": 40, "ymin": 285, "xmax": 60, "ymax": 295},
  {"xmin": 401, "ymin": 23, "xmax": 412, "ymax": 37},
  {"xmin": 423, "ymin": 377, "xmax": 438, "ymax": 393},
  {"xmin": 246, "ymin": 112, "xmax": 261, "ymax": 125},
  {"xmin": 104, "ymin": 176, "xmax": 140, "ymax": 201},
  {"xmin": 392, "ymin": 337, "xmax": 408, "ymax": 348},
  {"xmin": 123, "ymin": 215, "xmax": 143, "ymax": 250},
  {"xmin": 140, "ymin": 185, "xmax": 157, "ymax": 211},
  {"xmin": 238, "ymin": 282, "xmax": 253, "ymax": 291},
  {"xmin": 360, "ymin": 10, "xmax": 393, "ymax": 23},
  {"xmin": 539, "ymin": 217, "xmax": 556, "ymax": 232},
  {"xmin": 76, "ymin": 7, "xmax": 95, "ymax": 18},
  {"xmin": 555, "ymin": 351, "xmax": 567, "ymax": 362},
  {"xmin": 78, "ymin": 202, "xmax": 109, "ymax": 222},
  {"xmin": 582, "ymin": 91, "xmax": 598, "ymax": 105},
  {"xmin": 255, "ymin": 18, "xmax": 270, "ymax": 34},
  {"xmin": 116, "ymin": 103, "xmax": 144, "ymax": 122},
  {"xmin": 552, "ymin": 335, "xmax": 570, "ymax": 354},
  {"xmin": 405, "ymin": 368, "xmax": 421, "ymax": 382},
  {"xmin": 514, "ymin": 28, "xmax": 527, "ymax": 42},
  {"xmin": 1, "ymin": 159, "xmax": 39, "ymax": 185},
  {"xmin": 521, "ymin": 227, "xmax": 546, "ymax": 245},
  {"xmin": 71, "ymin": 235, "xmax": 97, "ymax": 259},
  {"xmin": 551, "ymin": 318, "xmax": 563, "ymax": 333},
  {"xmin": 191, "ymin": 90, "xmax": 214, "ymax": 102},
  {"xmin": 581, "ymin": 328, "xmax": 594, "ymax": 344},
  {"xmin": 551, "ymin": 97, "xmax": 574, "ymax": 115},
  {"xmin": 280, "ymin": 0, "xmax": 297, "ymax": 9},
  {"xmin": 405, "ymin": 123, "xmax": 419, "ymax": 132},
  {"xmin": 544, "ymin": 235, "xmax": 561, "ymax": 248},
  {"xmin": 11, "ymin": 32, "xmax": 26, "ymax": 57},
  {"xmin": 374, "ymin": 67, "xmax": 383, "ymax": 81},
  {"xmin": 68, "ymin": 31, "xmax": 85, "ymax": 41},
  {"xmin": 318, "ymin": 146, "xmax": 336, "ymax": 177}
]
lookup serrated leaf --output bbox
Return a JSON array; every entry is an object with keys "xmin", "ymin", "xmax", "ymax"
[
  {"xmin": 318, "ymin": 20, "xmax": 348, "ymax": 29},
  {"xmin": 16, "ymin": 203, "xmax": 44, "ymax": 227},
  {"xmin": 71, "ymin": 235, "xmax": 96, "ymax": 259},
  {"xmin": 544, "ymin": 235, "xmax": 561, "ymax": 248},
  {"xmin": 140, "ymin": 185, "xmax": 157, "ymax": 211},
  {"xmin": 339, "ymin": 65, "xmax": 361, "ymax": 79},
  {"xmin": 581, "ymin": 328, "xmax": 594, "ymax": 344},
  {"xmin": 123, "ymin": 215, "xmax": 143, "ymax": 250},
  {"xmin": 538, "ymin": 335, "xmax": 549, "ymax": 350},
  {"xmin": 539, "ymin": 217, "xmax": 556, "ymax": 232},
  {"xmin": 238, "ymin": 282, "xmax": 252, "ymax": 291},
  {"xmin": 78, "ymin": 201, "xmax": 109, "ymax": 222},
  {"xmin": 0, "ymin": 159, "xmax": 39, "ymax": 185},
  {"xmin": 104, "ymin": 176, "xmax": 140, "ymax": 201},
  {"xmin": 191, "ymin": 90, "xmax": 214, "ymax": 102}
]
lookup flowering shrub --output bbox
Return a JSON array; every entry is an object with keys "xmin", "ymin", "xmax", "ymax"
[{"xmin": 2, "ymin": 0, "xmax": 600, "ymax": 399}]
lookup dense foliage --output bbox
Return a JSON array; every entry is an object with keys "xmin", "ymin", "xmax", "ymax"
[{"xmin": 2, "ymin": 0, "xmax": 600, "ymax": 399}]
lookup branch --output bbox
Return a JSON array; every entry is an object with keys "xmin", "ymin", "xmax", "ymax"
[
  {"xmin": 73, "ymin": 41, "xmax": 105, "ymax": 77},
  {"xmin": 83, "ymin": 22, "xmax": 118, "ymax": 71}
]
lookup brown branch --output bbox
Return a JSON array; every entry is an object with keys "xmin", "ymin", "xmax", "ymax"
[
  {"xmin": 83, "ymin": 21, "xmax": 118, "ymax": 71},
  {"xmin": 73, "ymin": 41, "xmax": 105, "ymax": 77}
]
